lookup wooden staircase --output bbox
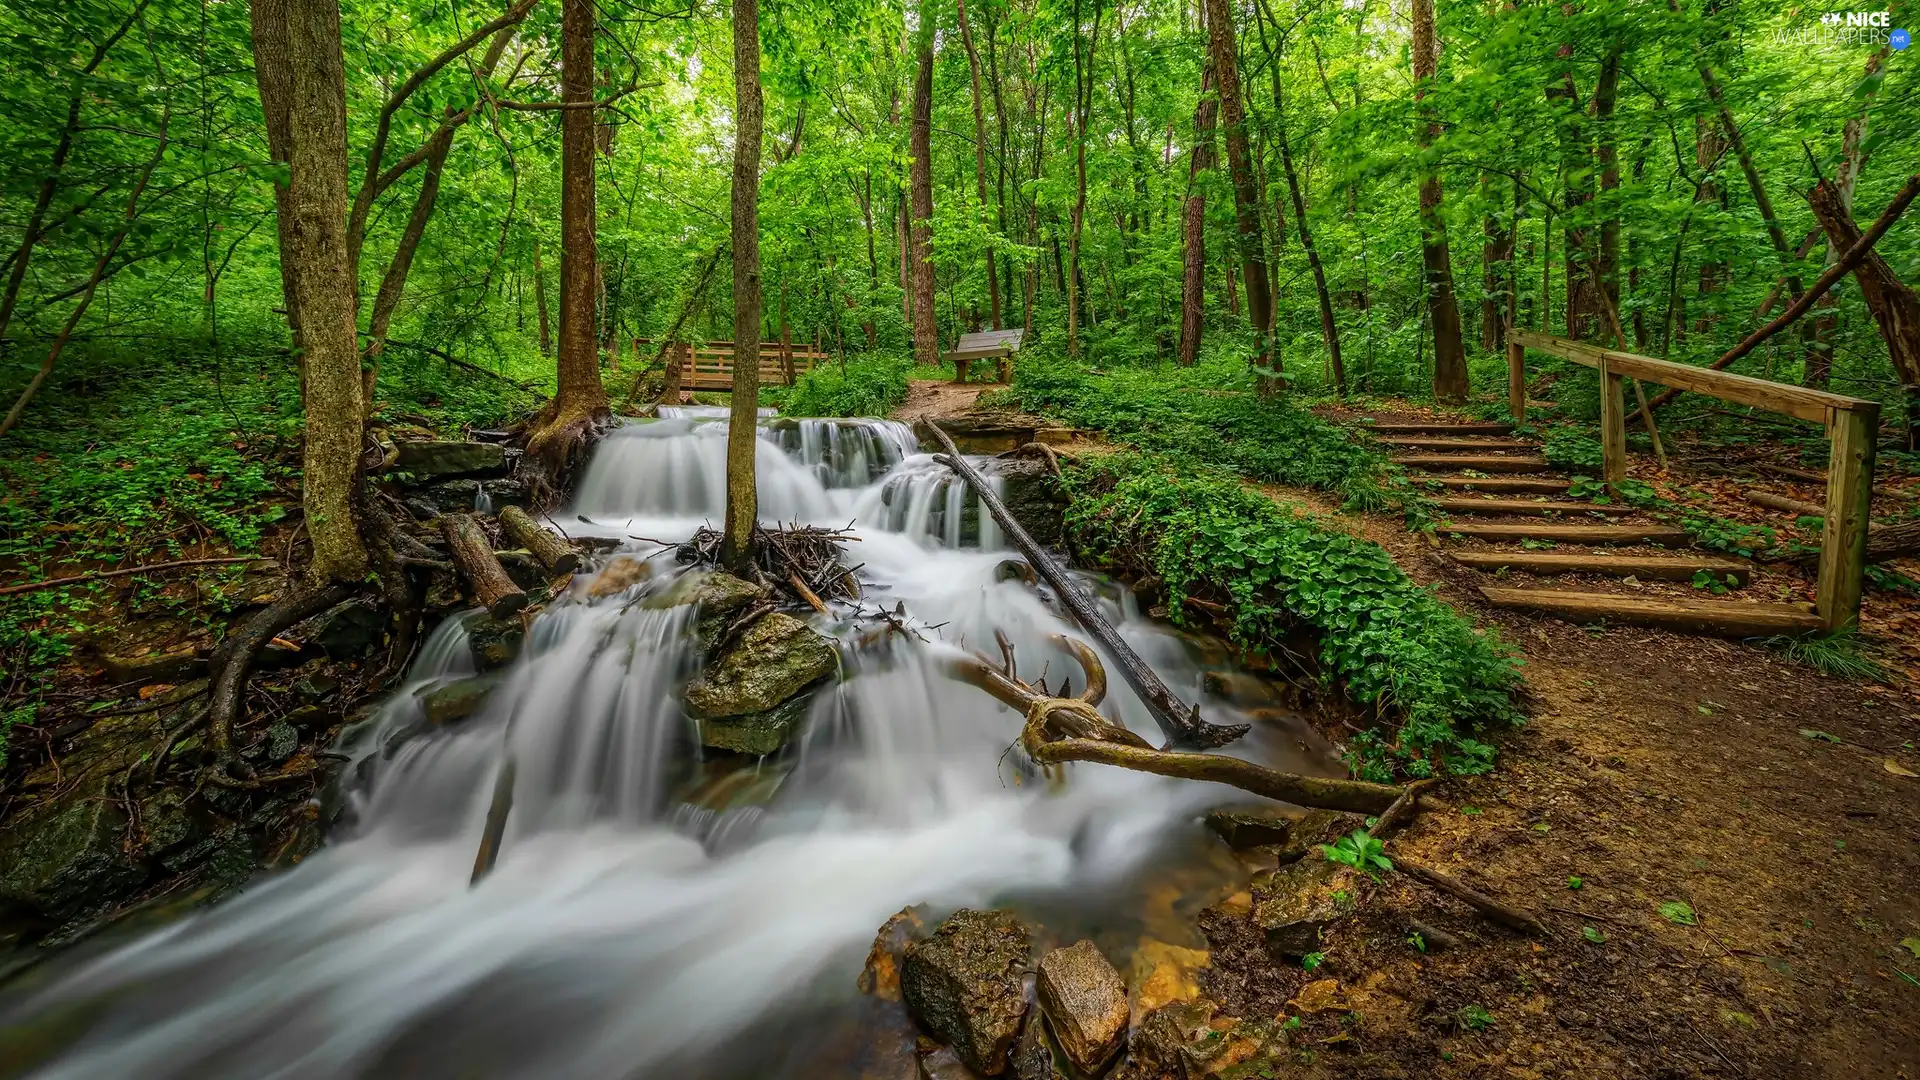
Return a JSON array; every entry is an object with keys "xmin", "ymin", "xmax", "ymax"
[{"xmin": 1354, "ymin": 415, "xmax": 1819, "ymax": 638}]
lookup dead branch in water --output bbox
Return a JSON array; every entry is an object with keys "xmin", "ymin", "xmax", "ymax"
[
  {"xmin": 919, "ymin": 418, "xmax": 1246, "ymax": 749},
  {"xmin": 678, "ymin": 522, "xmax": 861, "ymax": 609},
  {"xmin": 947, "ymin": 636, "xmax": 1402, "ymax": 815}
]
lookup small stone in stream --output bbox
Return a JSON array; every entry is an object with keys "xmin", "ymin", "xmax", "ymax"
[
  {"xmin": 993, "ymin": 559, "xmax": 1037, "ymax": 585},
  {"xmin": 902, "ymin": 908, "xmax": 1031, "ymax": 1075},
  {"xmin": 1203, "ymin": 807, "xmax": 1293, "ymax": 850},
  {"xmin": 919, "ymin": 1046, "xmax": 986, "ymax": 1080},
  {"xmin": 1251, "ymin": 856, "xmax": 1355, "ymax": 958},
  {"xmin": 1127, "ymin": 938, "xmax": 1210, "ymax": 1022},
  {"xmin": 310, "ymin": 599, "xmax": 384, "ymax": 659},
  {"xmin": 699, "ymin": 693, "xmax": 812, "ymax": 755},
  {"xmin": 1009, "ymin": 998, "xmax": 1061, "ymax": 1080},
  {"xmin": 467, "ymin": 614, "xmax": 525, "ymax": 671},
  {"xmin": 683, "ymin": 612, "xmax": 837, "ymax": 719},
  {"xmin": 1200, "ymin": 670, "xmax": 1282, "ymax": 706},
  {"xmin": 1272, "ymin": 809, "xmax": 1354, "ymax": 866},
  {"xmin": 392, "ymin": 440, "xmax": 507, "ymax": 480},
  {"xmin": 859, "ymin": 906, "xmax": 929, "ymax": 1001},
  {"xmin": 420, "ymin": 676, "xmax": 495, "ymax": 726},
  {"xmin": 584, "ymin": 556, "xmax": 654, "ymax": 599},
  {"xmin": 1115, "ymin": 1000, "xmax": 1216, "ymax": 1080},
  {"xmin": 263, "ymin": 721, "xmax": 299, "ymax": 764},
  {"xmin": 1035, "ymin": 941, "xmax": 1129, "ymax": 1075}
]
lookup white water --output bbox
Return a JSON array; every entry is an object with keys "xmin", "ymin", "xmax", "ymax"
[{"xmin": 3, "ymin": 413, "xmax": 1340, "ymax": 1080}]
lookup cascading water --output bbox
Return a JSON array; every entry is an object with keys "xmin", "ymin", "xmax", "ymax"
[{"xmin": 1, "ymin": 412, "xmax": 1345, "ymax": 1080}]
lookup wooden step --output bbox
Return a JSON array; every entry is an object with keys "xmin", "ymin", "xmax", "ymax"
[
  {"xmin": 1393, "ymin": 454, "xmax": 1552, "ymax": 473},
  {"xmin": 1478, "ymin": 587, "xmax": 1818, "ymax": 637},
  {"xmin": 1363, "ymin": 421, "xmax": 1514, "ymax": 436},
  {"xmin": 1443, "ymin": 522, "xmax": 1692, "ymax": 545},
  {"xmin": 1449, "ymin": 551, "xmax": 1751, "ymax": 583},
  {"xmin": 1377, "ymin": 436, "xmax": 1535, "ymax": 451},
  {"xmin": 1424, "ymin": 476, "xmax": 1573, "ymax": 494},
  {"xmin": 1431, "ymin": 497, "xmax": 1624, "ymax": 517}
]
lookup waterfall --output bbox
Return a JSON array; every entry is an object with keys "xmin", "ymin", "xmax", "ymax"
[{"xmin": 3, "ymin": 413, "xmax": 1343, "ymax": 1080}]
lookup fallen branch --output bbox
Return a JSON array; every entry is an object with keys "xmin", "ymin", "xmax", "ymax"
[
  {"xmin": 0, "ymin": 556, "xmax": 262, "ymax": 599},
  {"xmin": 1745, "ymin": 491, "xmax": 1824, "ymax": 518},
  {"xmin": 920, "ymin": 418, "xmax": 1245, "ymax": 749},
  {"xmin": 371, "ymin": 335, "xmax": 544, "ymax": 393},
  {"xmin": 1396, "ymin": 858, "xmax": 1545, "ymax": 936},
  {"xmin": 471, "ymin": 755, "xmax": 516, "ymax": 884}
]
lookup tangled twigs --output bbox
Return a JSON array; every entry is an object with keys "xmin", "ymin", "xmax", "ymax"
[
  {"xmin": 948, "ymin": 635, "xmax": 1403, "ymax": 815},
  {"xmin": 206, "ymin": 583, "xmax": 358, "ymax": 780},
  {"xmin": 678, "ymin": 522, "xmax": 861, "ymax": 609}
]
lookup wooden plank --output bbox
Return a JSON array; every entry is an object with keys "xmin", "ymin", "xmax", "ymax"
[
  {"xmin": 1430, "ymin": 497, "xmax": 1625, "ymax": 517},
  {"xmin": 1478, "ymin": 586, "xmax": 1819, "ymax": 637},
  {"xmin": 1363, "ymin": 421, "xmax": 1515, "ymax": 435},
  {"xmin": 1423, "ymin": 476, "xmax": 1573, "ymax": 494},
  {"xmin": 1377, "ymin": 436, "xmax": 1535, "ymax": 451},
  {"xmin": 1511, "ymin": 327, "xmax": 1874, "ymax": 424},
  {"xmin": 1449, "ymin": 551, "xmax": 1751, "ymax": 583},
  {"xmin": 1598, "ymin": 352, "xmax": 1629, "ymax": 491},
  {"xmin": 1392, "ymin": 454, "xmax": 1551, "ymax": 473},
  {"xmin": 1818, "ymin": 402, "xmax": 1879, "ymax": 632},
  {"xmin": 1442, "ymin": 523, "xmax": 1693, "ymax": 545},
  {"xmin": 1507, "ymin": 337, "xmax": 1527, "ymax": 423}
]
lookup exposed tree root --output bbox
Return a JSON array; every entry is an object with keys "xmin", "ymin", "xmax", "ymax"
[
  {"xmin": 206, "ymin": 583, "xmax": 359, "ymax": 779},
  {"xmin": 520, "ymin": 404, "xmax": 614, "ymax": 508}
]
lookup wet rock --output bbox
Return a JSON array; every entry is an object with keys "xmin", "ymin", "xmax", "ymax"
[
  {"xmin": 584, "ymin": 555, "xmax": 654, "ymax": 599},
  {"xmin": 1202, "ymin": 807, "xmax": 1293, "ymax": 850},
  {"xmin": 993, "ymin": 559, "xmax": 1037, "ymax": 586},
  {"xmin": 1251, "ymin": 856, "xmax": 1355, "ymax": 958},
  {"xmin": 1199, "ymin": 670, "xmax": 1282, "ymax": 706},
  {"xmin": 1035, "ymin": 941, "xmax": 1129, "ymax": 1075},
  {"xmin": 1116, "ymin": 1000, "xmax": 1215, "ymax": 1080},
  {"xmin": 920, "ymin": 1047, "xmax": 987, "ymax": 1080},
  {"xmin": 294, "ymin": 672, "xmax": 340, "ymax": 704},
  {"xmin": 262, "ymin": 721, "xmax": 300, "ymax": 764},
  {"xmin": 282, "ymin": 705, "xmax": 331, "ymax": 731},
  {"xmin": 683, "ymin": 612, "xmax": 837, "ymax": 719},
  {"xmin": 101, "ymin": 646, "xmax": 204, "ymax": 686},
  {"xmin": 419, "ymin": 675, "xmax": 496, "ymax": 726},
  {"xmin": 0, "ymin": 785, "xmax": 146, "ymax": 936},
  {"xmin": 860, "ymin": 906, "xmax": 930, "ymax": 1001},
  {"xmin": 994, "ymin": 459, "xmax": 1065, "ymax": 549},
  {"xmin": 1271, "ymin": 809, "xmax": 1354, "ymax": 866},
  {"xmin": 468, "ymin": 614, "xmax": 525, "ymax": 671},
  {"xmin": 1126, "ymin": 938, "xmax": 1210, "ymax": 1023},
  {"xmin": 1009, "ymin": 1002, "xmax": 1061, "ymax": 1080},
  {"xmin": 699, "ymin": 693, "xmax": 812, "ymax": 756},
  {"xmin": 391, "ymin": 440, "xmax": 507, "ymax": 481},
  {"xmin": 902, "ymin": 908, "xmax": 1032, "ymax": 1075},
  {"xmin": 204, "ymin": 559, "xmax": 287, "ymax": 608},
  {"xmin": 310, "ymin": 598, "xmax": 385, "ymax": 659}
]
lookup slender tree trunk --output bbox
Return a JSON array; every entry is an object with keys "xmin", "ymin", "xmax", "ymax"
[
  {"xmin": 530, "ymin": 0, "xmax": 611, "ymax": 465},
  {"xmin": 909, "ymin": 17, "xmax": 939, "ymax": 364},
  {"xmin": 1808, "ymin": 49, "xmax": 1883, "ymax": 388},
  {"xmin": 247, "ymin": 0, "xmax": 303, "ymax": 354},
  {"xmin": 1594, "ymin": 48, "xmax": 1622, "ymax": 327},
  {"xmin": 722, "ymin": 0, "xmax": 765, "ymax": 569},
  {"xmin": 1066, "ymin": 0, "xmax": 1100, "ymax": 357},
  {"xmin": 284, "ymin": 0, "xmax": 368, "ymax": 582},
  {"xmin": 530, "ymin": 218, "xmax": 553, "ymax": 355},
  {"xmin": 956, "ymin": 0, "xmax": 1001, "ymax": 328},
  {"xmin": 1414, "ymin": 0, "xmax": 1467, "ymax": 402},
  {"xmin": 1178, "ymin": 66, "xmax": 1217, "ymax": 366},
  {"xmin": 1204, "ymin": 0, "xmax": 1274, "ymax": 383},
  {"xmin": 1481, "ymin": 174, "xmax": 1506, "ymax": 350},
  {"xmin": 1693, "ymin": 115, "xmax": 1727, "ymax": 332}
]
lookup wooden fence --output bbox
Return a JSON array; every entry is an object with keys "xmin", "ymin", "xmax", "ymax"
[
  {"xmin": 1507, "ymin": 327, "xmax": 1880, "ymax": 633},
  {"xmin": 633, "ymin": 338, "xmax": 828, "ymax": 391}
]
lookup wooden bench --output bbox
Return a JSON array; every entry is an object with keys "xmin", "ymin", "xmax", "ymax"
[{"xmin": 943, "ymin": 328, "xmax": 1025, "ymax": 385}]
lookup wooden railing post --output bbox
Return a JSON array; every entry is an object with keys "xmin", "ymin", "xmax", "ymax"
[
  {"xmin": 1597, "ymin": 352, "xmax": 1629, "ymax": 493},
  {"xmin": 1506, "ymin": 335, "xmax": 1526, "ymax": 423},
  {"xmin": 1818, "ymin": 402, "xmax": 1879, "ymax": 633}
]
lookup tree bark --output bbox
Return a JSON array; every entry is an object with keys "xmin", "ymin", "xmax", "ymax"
[
  {"xmin": 247, "ymin": 0, "xmax": 303, "ymax": 353},
  {"xmin": 1178, "ymin": 65, "xmax": 1217, "ymax": 366},
  {"xmin": 1807, "ymin": 179, "xmax": 1920, "ymax": 387},
  {"xmin": 1693, "ymin": 115, "xmax": 1727, "ymax": 333},
  {"xmin": 500, "ymin": 504, "xmax": 582, "ymax": 574},
  {"xmin": 1808, "ymin": 49, "xmax": 1884, "ymax": 389},
  {"xmin": 527, "ymin": 0, "xmax": 611, "ymax": 473},
  {"xmin": 956, "ymin": 0, "xmax": 1001, "ymax": 328},
  {"xmin": 1066, "ymin": 0, "xmax": 1101, "ymax": 356},
  {"xmin": 442, "ymin": 513, "xmax": 527, "ymax": 618},
  {"xmin": 284, "ymin": 0, "xmax": 368, "ymax": 583},
  {"xmin": 1594, "ymin": 49, "xmax": 1622, "ymax": 330},
  {"xmin": 722, "ymin": 0, "xmax": 765, "ymax": 572},
  {"xmin": 909, "ymin": 14, "xmax": 939, "ymax": 365},
  {"xmin": 1204, "ymin": 0, "xmax": 1274, "ymax": 384},
  {"xmin": 1413, "ymin": 0, "xmax": 1467, "ymax": 402},
  {"xmin": 530, "ymin": 217, "xmax": 553, "ymax": 356}
]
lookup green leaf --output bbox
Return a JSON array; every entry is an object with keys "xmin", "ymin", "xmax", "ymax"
[{"xmin": 1658, "ymin": 901, "xmax": 1698, "ymax": 926}]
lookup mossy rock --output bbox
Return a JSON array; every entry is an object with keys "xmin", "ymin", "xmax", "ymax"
[
  {"xmin": 683, "ymin": 612, "xmax": 837, "ymax": 719},
  {"xmin": 698, "ymin": 693, "xmax": 813, "ymax": 756},
  {"xmin": 641, "ymin": 570, "xmax": 774, "ymax": 654},
  {"xmin": 418, "ymin": 675, "xmax": 497, "ymax": 726},
  {"xmin": 901, "ymin": 908, "xmax": 1032, "ymax": 1075}
]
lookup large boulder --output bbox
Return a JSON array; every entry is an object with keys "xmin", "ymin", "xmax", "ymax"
[
  {"xmin": 698, "ymin": 694, "xmax": 812, "ymax": 756},
  {"xmin": 391, "ymin": 440, "xmax": 507, "ymax": 481},
  {"xmin": 1035, "ymin": 941, "xmax": 1129, "ymax": 1075},
  {"xmin": 683, "ymin": 612, "xmax": 836, "ymax": 719},
  {"xmin": 902, "ymin": 908, "xmax": 1032, "ymax": 1075},
  {"xmin": 993, "ymin": 458, "xmax": 1066, "ymax": 549},
  {"xmin": 639, "ymin": 570, "xmax": 772, "ymax": 652}
]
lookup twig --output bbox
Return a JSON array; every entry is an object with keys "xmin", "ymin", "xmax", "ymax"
[{"xmin": 0, "ymin": 556, "xmax": 261, "ymax": 598}]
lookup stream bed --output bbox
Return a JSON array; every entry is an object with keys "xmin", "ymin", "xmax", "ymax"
[{"xmin": 1, "ymin": 411, "xmax": 1347, "ymax": 1079}]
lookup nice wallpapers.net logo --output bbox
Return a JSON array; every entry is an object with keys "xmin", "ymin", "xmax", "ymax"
[{"xmin": 1761, "ymin": 10, "xmax": 1910, "ymax": 49}]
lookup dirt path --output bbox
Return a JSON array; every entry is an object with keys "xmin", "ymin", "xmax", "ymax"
[
  {"xmin": 891, "ymin": 379, "xmax": 994, "ymax": 423},
  {"xmin": 1220, "ymin": 481, "xmax": 1920, "ymax": 1078}
]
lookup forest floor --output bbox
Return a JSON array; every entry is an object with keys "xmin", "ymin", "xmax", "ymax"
[
  {"xmin": 892, "ymin": 377, "xmax": 997, "ymax": 422},
  {"xmin": 901, "ymin": 390, "xmax": 1920, "ymax": 1077}
]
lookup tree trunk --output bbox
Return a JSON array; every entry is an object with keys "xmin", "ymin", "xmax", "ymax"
[
  {"xmin": 247, "ymin": 0, "xmax": 303, "ymax": 354},
  {"xmin": 722, "ymin": 0, "xmax": 765, "ymax": 571},
  {"xmin": 1204, "ymin": 0, "xmax": 1274, "ymax": 384},
  {"xmin": 909, "ymin": 16, "xmax": 939, "ymax": 365},
  {"xmin": 527, "ymin": 0, "xmax": 611, "ymax": 476},
  {"xmin": 1178, "ymin": 65, "xmax": 1217, "ymax": 366},
  {"xmin": 1413, "ymin": 0, "xmax": 1467, "ymax": 402},
  {"xmin": 1481, "ymin": 174, "xmax": 1505, "ymax": 351},
  {"xmin": 1807, "ymin": 179, "xmax": 1920, "ymax": 388},
  {"xmin": 1808, "ymin": 49, "xmax": 1883, "ymax": 389},
  {"xmin": 530, "ymin": 216, "xmax": 553, "ymax": 356},
  {"xmin": 956, "ymin": 0, "xmax": 1001, "ymax": 328},
  {"xmin": 284, "ymin": 0, "xmax": 368, "ymax": 583},
  {"xmin": 1066, "ymin": 0, "xmax": 1100, "ymax": 356},
  {"xmin": 1594, "ymin": 49, "xmax": 1622, "ymax": 329},
  {"xmin": 1693, "ymin": 115, "xmax": 1727, "ymax": 333}
]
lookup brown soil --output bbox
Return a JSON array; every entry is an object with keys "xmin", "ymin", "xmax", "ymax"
[{"xmin": 892, "ymin": 379, "xmax": 997, "ymax": 423}]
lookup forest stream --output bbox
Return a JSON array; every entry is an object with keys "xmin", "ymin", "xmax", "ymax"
[{"xmin": 0, "ymin": 410, "xmax": 1340, "ymax": 1079}]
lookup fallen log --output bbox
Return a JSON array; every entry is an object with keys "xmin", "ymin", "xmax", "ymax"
[
  {"xmin": 1786, "ymin": 517, "xmax": 1920, "ymax": 568},
  {"xmin": 919, "ymin": 418, "xmax": 1246, "ymax": 749},
  {"xmin": 441, "ymin": 513, "xmax": 526, "ymax": 618},
  {"xmin": 1745, "ymin": 491, "xmax": 1824, "ymax": 518},
  {"xmin": 1757, "ymin": 462, "xmax": 1915, "ymax": 501},
  {"xmin": 499, "ymin": 504, "xmax": 582, "ymax": 574}
]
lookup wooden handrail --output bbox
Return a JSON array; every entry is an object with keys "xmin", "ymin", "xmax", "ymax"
[{"xmin": 1507, "ymin": 326, "xmax": 1879, "ymax": 634}]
